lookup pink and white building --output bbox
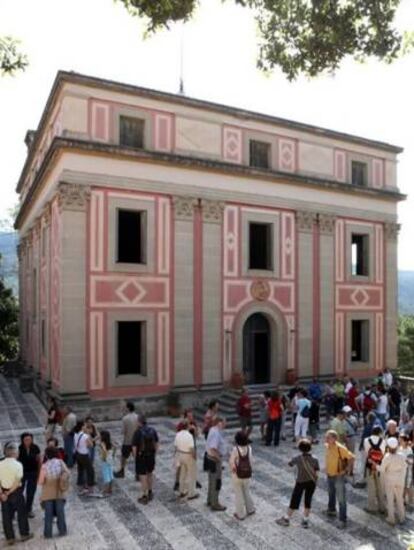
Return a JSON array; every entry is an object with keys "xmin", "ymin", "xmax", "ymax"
[{"xmin": 15, "ymin": 71, "xmax": 403, "ymax": 404}]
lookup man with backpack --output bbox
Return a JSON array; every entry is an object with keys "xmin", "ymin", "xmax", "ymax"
[
  {"xmin": 132, "ymin": 415, "xmax": 159, "ymax": 505},
  {"xmin": 363, "ymin": 425, "xmax": 386, "ymax": 514}
]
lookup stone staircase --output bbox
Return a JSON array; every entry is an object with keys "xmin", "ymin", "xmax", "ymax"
[{"xmin": 194, "ymin": 384, "xmax": 328, "ymax": 430}]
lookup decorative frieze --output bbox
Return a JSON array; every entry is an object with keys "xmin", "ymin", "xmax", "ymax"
[
  {"xmin": 296, "ymin": 210, "xmax": 317, "ymax": 233},
  {"xmin": 41, "ymin": 203, "xmax": 51, "ymax": 226},
  {"xmin": 201, "ymin": 199, "xmax": 225, "ymax": 224},
  {"xmin": 172, "ymin": 196, "xmax": 198, "ymax": 220},
  {"xmin": 57, "ymin": 183, "xmax": 91, "ymax": 211},
  {"xmin": 384, "ymin": 222, "xmax": 400, "ymax": 241},
  {"xmin": 318, "ymin": 213, "xmax": 336, "ymax": 234}
]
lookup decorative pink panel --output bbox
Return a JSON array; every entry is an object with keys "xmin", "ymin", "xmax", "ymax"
[
  {"xmin": 375, "ymin": 224, "xmax": 384, "ymax": 284},
  {"xmin": 336, "ymin": 285, "xmax": 383, "ymax": 311},
  {"xmin": 372, "ymin": 158, "xmax": 384, "ymax": 189},
  {"xmin": 335, "ymin": 312, "xmax": 345, "ymax": 373},
  {"xmin": 91, "ymin": 101, "xmax": 110, "ymax": 142},
  {"xmin": 334, "ymin": 150, "xmax": 347, "ymax": 182},
  {"xmin": 90, "ymin": 191, "xmax": 105, "ymax": 272},
  {"xmin": 223, "ymin": 206, "xmax": 239, "ymax": 277},
  {"xmin": 157, "ymin": 312, "xmax": 170, "ymax": 385},
  {"xmin": 50, "ymin": 200, "xmax": 61, "ymax": 388},
  {"xmin": 281, "ymin": 212, "xmax": 295, "ymax": 280},
  {"xmin": 91, "ymin": 276, "xmax": 169, "ymax": 308},
  {"xmin": 335, "ymin": 220, "xmax": 345, "ymax": 282},
  {"xmin": 157, "ymin": 198, "xmax": 171, "ymax": 275},
  {"xmin": 225, "ymin": 281, "xmax": 250, "ymax": 312},
  {"xmin": 223, "ymin": 126, "xmax": 242, "ymax": 164},
  {"xmin": 154, "ymin": 113, "xmax": 173, "ymax": 152},
  {"xmin": 375, "ymin": 313, "xmax": 384, "ymax": 371},
  {"xmin": 272, "ymin": 284, "xmax": 294, "ymax": 312},
  {"xmin": 90, "ymin": 312, "xmax": 104, "ymax": 390},
  {"xmin": 278, "ymin": 138, "xmax": 296, "ymax": 172},
  {"xmin": 224, "ymin": 280, "xmax": 294, "ymax": 313}
]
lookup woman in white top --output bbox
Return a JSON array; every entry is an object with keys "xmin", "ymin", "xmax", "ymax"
[
  {"xmin": 73, "ymin": 421, "xmax": 95, "ymax": 495},
  {"xmin": 229, "ymin": 431, "xmax": 255, "ymax": 520}
]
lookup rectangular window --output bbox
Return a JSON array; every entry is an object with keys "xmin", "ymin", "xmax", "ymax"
[
  {"xmin": 117, "ymin": 321, "xmax": 146, "ymax": 376},
  {"xmin": 249, "ymin": 140, "xmax": 270, "ymax": 169},
  {"xmin": 351, "ymin": 320, "xmax": 369, "ymax": 362},
  {"xmin": 117, "ymin": 209, "xmax": 145, "ymax": 264},
  {"xmin": 41, "ymin": 319, "xmax": 46, "ymax": 356},
  {"xmin": 351, "ymin": 234, "xmax": 369, "ymax": 276},
  {"xmin": 249, "ymin": 222, "xmax": 272, "ymax": 270},
  {"xmin": 119, "ymin": 116, "xmax": 145, "ymax": 149},
  {"xmin": 351, "ymin": 161, "xmax": 368, "ymax": 187}
]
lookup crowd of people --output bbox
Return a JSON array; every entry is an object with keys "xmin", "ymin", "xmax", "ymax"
[{"xmin": 1, "ymin": 368, "xmax": 414, "ymax": 545}]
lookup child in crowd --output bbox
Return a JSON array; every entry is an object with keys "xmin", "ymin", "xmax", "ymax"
[
  {"xmin": 100, "ymin": 430, "xmax": 115, "ymax": 496},
  {"xmin": 276, "ymin": 439, "xmax": 319, "ymax": 529}
]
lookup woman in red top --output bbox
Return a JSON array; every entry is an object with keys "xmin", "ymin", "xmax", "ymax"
[
  {"xmin": 346, "ymin": 381, "xmax": 360, "ymax": 417},
  {"xmin": 266, "ymin": 392, "xmax": 284, "ymax": 447}
]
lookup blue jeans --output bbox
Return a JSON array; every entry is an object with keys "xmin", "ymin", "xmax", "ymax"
[
  {"xmin": 327, "ymin": 475, "xmax": 347, "ymax": 522},
  {"xmin": 44, "ymin": 499, "xmax": 67, "ymax": 538},
  {"xmin": 22, "ymin": 471, "xmax": 38, "ymax": 513},
  {"xmin": 63, "ymin": 434, "xmax": 74, "ymax": 468},
  {"xmin": 376, "ymin": 413, "xmax": 386, "ymax": 429}
]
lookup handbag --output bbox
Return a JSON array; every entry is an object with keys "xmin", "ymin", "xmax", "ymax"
[{"xmin": 59, "ymin": 470, "xmax": 70, "ymax": 493}]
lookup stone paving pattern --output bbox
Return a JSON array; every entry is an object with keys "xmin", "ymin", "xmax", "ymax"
[{"xmin": 0, "ymin": 376, "xmax": 413, "ymax": 549}]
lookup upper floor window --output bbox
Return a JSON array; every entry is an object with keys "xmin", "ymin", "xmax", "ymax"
[
  {"xmin": 117, "ymin": 321, "xmax": 146, "ymax": 376},
  {"xmin": 351, "ymin": 161, "xmax": 368, "ymax": 187},
  {"xmin": 117, "ymin": 209, "xmax": 146, "ymax": 264},
  {"xmin": 119, "ymin": 116, "xmax": 145, "ymax": 149},
  {"xmin": 249, "ymin": 140, "xmax": 270, "ymax": 169},
  {"xmin": 351, "ymin": 234, "xmax": 369, "ymax": 276},
  {"xmin": 351, "ymin": 319, "xmax": 369, "ymax": 362},
  {"xmin": 249, "ymin": 222, "xmax": 272, "ymax": 270}
]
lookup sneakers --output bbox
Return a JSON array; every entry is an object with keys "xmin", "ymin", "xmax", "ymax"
[
  {"xmin": 27, "ymin": 511, "xmax": 35, "ymax": 519},
  {"xmin": 5, "ymin": 540, "xmax": 15, "ymax": 547},
  {"xmin": 301, "ymin": 518, "xmax": 309, "ymax": 529},
  {"xmin": 187, "ymin": 494, "xmax": 200, "ymax": 501},
  {"xmin": 20, "ymin": 534, "xmax": 34, "ymax": 542},
  {"xmin": 148, "ymin": 491, "xmax": 154, "ymax": 501},
  {"xmin": 196, "ymin": 481, "xmax": 202, "ymax": 489},
  {"xmin": 276, "ymin": 517, "xmax": 290, "ymax": 526},
  {"xmin": 173, "ymin": 481, "xmax": 179, "ymax": 491},
  {"xmin": 138, "ymin": 495, "xmax": 149, "ymax": 505},
  {"xmin": 337, "ymin": 521, "xmax": 347, "ymax": 530},
  {"xmin": 325, "ymin": 510, "xmax": 337, "ymax": 518},
  {"xmin": 211, "ymin": 504, "xmax": 226, "ymax": 511},
  {"xmin": 114, "ymin": 470, "xmax": 125, "ymax": 479},
  {"xmin": 233, "ymin": 513, "xmax": 245, "ymax": 521}
]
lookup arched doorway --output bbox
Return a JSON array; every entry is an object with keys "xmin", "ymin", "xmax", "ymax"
[{"xmin": 243, "ymin": 313, "xmax": 271, "ymax": 384}]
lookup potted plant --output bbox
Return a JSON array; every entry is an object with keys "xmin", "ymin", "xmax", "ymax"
[
  {"xmin": 166, "ymin": 391, "xmax": 181, "ymax": 417},
  {"xmin": 228, "ymin": 370, "xmax": 245, "ymax": 390}
]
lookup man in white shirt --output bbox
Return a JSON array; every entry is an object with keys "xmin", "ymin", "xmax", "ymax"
[
  {"xmin": 174, "ymin": 421, "xmax": 198, "ymax": 501},
  {"xmin": 0, "ymin": 442, "xmax": 33, "ymax": 544},
  {"xmin": 380, "ymin": 437, "xmax": 407, "ymax": 525},
  {"xmin": 363, "ymin": 426, "xmax": 386, "ymax": 514},
  {"xmin": 115, "ymin": 402, "xmax": 138, "ymax": 478},
  {"xmin": 375, "ymin": 389, "xmax": 388, "ymax": 429},
  {"xmin": 382, "ymin": 368, "xmax": 393, "ymax": 389}
]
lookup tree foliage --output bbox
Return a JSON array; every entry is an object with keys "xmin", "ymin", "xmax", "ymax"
[
  {"xmin": 0, "ymin": 256, "xmax": 19, "ymax": 363},
  {"xmin": 0, "ymin": 36, "xmax": 28, "ymax": 76},
  {"xmin": 398, "ymin": 315, "xmax": 414, "ymax": 376},
  {"xmin": 118, "ymin": 0, "xmax": 411, "ymax": 80}
]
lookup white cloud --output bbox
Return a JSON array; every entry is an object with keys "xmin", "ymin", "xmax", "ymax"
[{"xmin": 0, "ymin": 0, "xmax": 413, "ymax": 268}]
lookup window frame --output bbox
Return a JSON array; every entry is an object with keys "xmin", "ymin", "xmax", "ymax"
[
  {"xmin": 351, "ymin": 233, "xmax": 370, "ymax": 277},
  {"xmin": 241, "ymin": 210, "xmax": 280, "ymax": 278},
  {"xmin": 116, "ymin": 209, "xmax": 146, "ymax": 265},
  {"xmin": 113, "ymin": 106, "xmax": 152, "ymax": 149},
  {"xmin": 248, "ymin": 221, "xmax": 273, "ymax": 271},
  {"xmin": 119, "ymin": 115, "xmax": 145, "ymax": 150},
  {"xmin": 249, "ymin": 139, "xmax": 271, "ymax": 170},
  {"xmin": 351, "ymin": 319, "xmax": 370, "ymax": 363},
  {"xmin": 116, "ymin": 320, "xmax": 147, "ymax": 377}
]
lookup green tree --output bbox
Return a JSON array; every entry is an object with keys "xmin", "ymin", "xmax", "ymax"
[
  {"xmin": 398, "ymin": 315, "xmax": 414, "ymax": 375},
  {"xmin": 118, "ymin": 0, "xmax": 413, "ymax": 80},
  {"xmin": 0, "ymin": 36, "xmax": 28, "ymax": 76},
  {"xmin": 0, "ymin": 255, "xmax": 19, "ymax": 363}
]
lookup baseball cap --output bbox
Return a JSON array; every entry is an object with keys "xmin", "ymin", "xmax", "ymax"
[
  {"xmin": 342, "ymin": 406, "xmax": 352, "ymax": 413},
  {"xmin": 387, "ymin": 437, "xmax": 399, "ymax": 450}
]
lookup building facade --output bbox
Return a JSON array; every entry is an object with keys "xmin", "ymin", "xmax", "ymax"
[{"xmin": 15, "ymin": 71, "xmax": 404, "ymax": 403}]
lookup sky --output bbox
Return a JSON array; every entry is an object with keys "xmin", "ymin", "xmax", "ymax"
[{"xmin": 0, "ymin": 0, "xmax": 413, "ymax": 269}]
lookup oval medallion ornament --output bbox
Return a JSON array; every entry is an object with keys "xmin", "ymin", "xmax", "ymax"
[{"xmin": 250, "ymin": 280, "xmax": 271, "ymax": 302}]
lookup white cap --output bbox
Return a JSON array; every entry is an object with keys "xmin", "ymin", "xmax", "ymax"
[
  {"xmin": 387, "ymin": 437, "xmax": 399, "ymax": 450},
  {"xmin": 342, "ymin": 406, "xmax": 352, "ymax": 413}
]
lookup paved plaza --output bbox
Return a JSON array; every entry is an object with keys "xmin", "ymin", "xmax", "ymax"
[{"xmin": 0, "ymin": 377, "xmax": 413, "ymax": 550}]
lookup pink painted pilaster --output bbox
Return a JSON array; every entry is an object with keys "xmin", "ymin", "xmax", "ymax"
[
  {"xmin": 312, "ymin": 221, "xmax": 320, "ymax": 377},
  {"xmin": 193, "ymin": 203, "xmax": 203, "ymax": 387}
]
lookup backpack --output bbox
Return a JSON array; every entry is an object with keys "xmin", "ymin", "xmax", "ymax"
[
  {"xmin": 269, "ymin": 400, "xmax": 281, "ymax": 420},
  {"xmin": 235, "ymin": 447, "xmax": 252, "ymax": 479},
  {"xmin": 301, "ymin": 405, "xmax": 310, "ymax": 419},
  {"xmin": 363, "ymin": 393, "xmax": 375, "ymax": 412},
  {"xmin": 366, "ymin": 438, "xmax": 384, "ymax": 470},
  {"xmin": 140, "ymin": 427, "xmax": 156, "ymax": 455}
]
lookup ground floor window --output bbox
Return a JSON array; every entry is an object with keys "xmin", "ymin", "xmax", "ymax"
[
  {"xmin": 351, "ymin": 319, "xmax": 369, "ymax": 362},
  {"xmin": 117, "ymin": 321, "xmax": 146, "ymax": 376}
]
